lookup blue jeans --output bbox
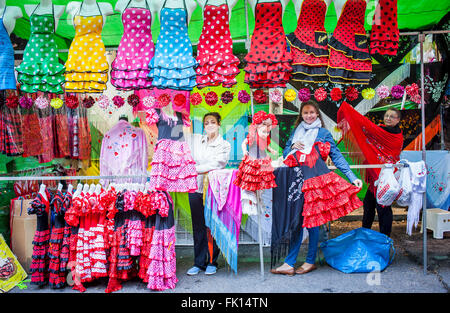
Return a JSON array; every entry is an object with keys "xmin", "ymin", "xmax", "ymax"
[{"xmin": 284, "ymin": 226, "xmax": 319, "ymax": 267}]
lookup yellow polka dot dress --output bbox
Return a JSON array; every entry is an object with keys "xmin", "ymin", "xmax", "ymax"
[{"xmin": 64, "ymin": 3, "xmax": 108, "ymax": 93}]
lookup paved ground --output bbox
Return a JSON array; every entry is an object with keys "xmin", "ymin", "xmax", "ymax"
[{"xmin": 7, "ymin": 209, "xmax": 450, "ymax": 295}]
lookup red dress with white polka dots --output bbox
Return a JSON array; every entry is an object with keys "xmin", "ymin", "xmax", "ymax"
[
  {"xmin": 196, "ymin": 1, "xmax": 240, "ymax": 88},
  {"xmin": 369, "ymin": 0, "xmax": 399, "ymax": 56},
  {"xmin": 327, "ymin": 0, "xmax": 372, "ymax": 85},
  {"xmin": 286, "ymin": 0, "xmax": 329, "ymax": 83},
  {"xmin": 244, "ymin": 0, "xmax": 292, "ymax": 88}
]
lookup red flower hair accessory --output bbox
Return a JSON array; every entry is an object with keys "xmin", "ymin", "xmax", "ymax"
[
  {"xmin": 190, "ymin": 92, "xmax": 203, "ymax": 106},
  {"xmin": 253, "ymin": 89, "xmax": 266, "ymax": 104},
  {"xmin": 157, "ymin": 93, "xmax": 171, "ymax": 108},
  {"xmin": 221, "ymin": 91, "xmax": 234, "ymax": 104},
  {"xmin": 112, "ymin": 95, "xmax": 125, "ymax": 108},
  {"xmin": 65, "ymin": 94, "xmax": 79, "ymax": 109},
  {"xmin": 83, "ymin": 96, "xmax": 95, "ymax": 108},
  {"xmin": 127, "ymin": 94, "xmax": 140, "ymax": 107},
  {"xmin": 205, "ymin": 91, "xmax": 218, "ymax": 106},
  {"xmin": 173, "ymin": 93, "xmax": 186, "ymax": 107},
  {"xmin": 314, "ymin": 87, "xmax": 327, "ymax": 102},
  {"xmin": 330, "ymin": 87, "xmax": 342, "ymax": 101},
  {"xmin": 6, "ymin": 94, "xmax": 19, "ymax": 109},
  {"xmin": 238, "ymin": 90, "xmax": 251, "ymax": 103},
  {"xmin": 345, "ymin": 86, "xmax": 359, "ymax": 101},
  {"xmin": 298, "ymin": 87, "xmax": 311, "ymax": 102}
]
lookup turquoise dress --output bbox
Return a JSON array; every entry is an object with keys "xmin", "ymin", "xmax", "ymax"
[
  {"xmin": 0, "ymin": 7, "xmax": 17, "ymax": 90},
  {"xmin": 148, "ymin": 0, "xmax": 197, "ymax": 90}
]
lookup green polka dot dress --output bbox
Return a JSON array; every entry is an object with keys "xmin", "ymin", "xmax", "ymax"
[{"xmin": 16, "ymin": 5, "xmax": 65, "ymax": 94}]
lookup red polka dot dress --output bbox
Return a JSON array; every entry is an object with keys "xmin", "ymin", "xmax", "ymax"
[
  {"xmin": 244, "ymin": 0, "xmax": 292, "ymax": 88},
  {"xmin": 327, "ymin": 0, "xmax": 372, "ymax": 85},
  {"xmin": 286, "ymin": 0, "xmax": 329, "ymax": 83},
  {"xmin": 369, "ymin": 0, "xmax": 399, "ymax": 56},
  {"xmin": 196, "ymin": 0, "xmax": 240, "ymax": 88}
]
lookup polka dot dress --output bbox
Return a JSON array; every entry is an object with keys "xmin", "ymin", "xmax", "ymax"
[
  {"xmin": 148, "ymin": 5, "xmax": 197, "ymax": 91},
  {"xmin": 64, "ymin": 13, "xmax": 108, "ymax": 93},
  {"xmin": 286, "ymin": 0, "xmax": 329, "ymax": 84},
  {"xmin": 369, "ymin": 0, "xmax": 399, "ymax": 56},
  {"xmin": 111, "ymin": 5, "xmax": 155, "ymax": 90},
  {"xmin": 327, "ymin": 0, "xmax": 372, "ymax": 85},
  {"xmin": 244, "ymin": 0, "xmax": 292, "ymax": 89},
  {"xmin": 196, "ymin": 1, "xmax": 240, "ymax": 89},
  {"xmin": 16, "ymin": 9, "xmax": 65, "ymax": 93},
  {"xmin": 0, "ymin": 10, "xmax": 16, "ymax": 90}
]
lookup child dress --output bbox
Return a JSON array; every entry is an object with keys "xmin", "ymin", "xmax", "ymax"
[
  {"xmin": 111, "ymin": 1, "xmax": 155, "ymax": 90},
  {"xmin": 64, "ymin": 2, "xmax": 108, "ymax": 93},
  {"xmin": 286, "ymin": 0, "xmax": 329, "ymax": 84},
  {"xmin": 148, "ymin": 0, "xmax": 197, "ymax": 90},
  {"xmin": 0, "ymin": 8, "xmax": 17, "ymax": 90},
  {"xmin": 283, "ymin": 141, "xmax": 362, "ymax": 228},
  {"xmin": 16, "ymin": 4, "xmax": 65, "ymax": 94},
  {"xmin": 196, "ymin": 0, "xmax": 240, "ymax": 88},
  {"xmin": 327, "ymin": 0, "xmax": 372, "ymax": 85},
  {"xmin": 244, "ymin": 0, "xmax": 292, "ymax": 88}
]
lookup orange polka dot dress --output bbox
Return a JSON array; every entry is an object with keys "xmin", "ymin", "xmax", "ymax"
[{"xmin": 64, "ymin": 2, "xmax": 108, "ymax": 93}]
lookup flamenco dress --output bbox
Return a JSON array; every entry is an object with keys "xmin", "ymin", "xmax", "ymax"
[
  {"xmin": 87, "ymin": 192, "xmax": 108, "ymax": 279},
  {"xmin": 283, "ymin": 141, "xmax": 362, "ymax": 228},
  {"xmin": 0, "ymin": 8, "xmax": 17, "ymax": 90},
  {"xmin": 286, "ymin": 0, "xmax": 329, "ymax": 84},
  {"xmin": 28, "ymin": 190, "xmax": 51, "ymax": 286},
  {"xmin": 59, "ymin": 190, "xmax": 73, "ymax": 279},
  {"xmin": 148, "ymin": 0, "xmax": 197, "ymax": 90},
  {"xmin": 327, "ymin": 0, "xmax": 372, "ymax": 85},
  {"xmin": 111, "ymin": 1, "xmax": 154, "ymax": 90},
  {"xmin": 196, "ymin": 0, "xmax": 240, "ymax": 88},
  {"xmin": 64, "ymin": 2, "xmax": 108, "ymax": 93},
  {"xmin": 244, "ymin": 0, "xmax": 292, "ymax": 88},
  {"xmin": 147, "ymin": 108, "xmax": 198, "ymax": 193},
  {"xmin": 16, "ymin": 4, "xmax": 65, "ymax": 93},
  {"xmin": 48, "ymin": 190, "xmax": 67, "ymax": 289},
  {"xmin": 369, "ymin": 0, "xmax": 399, "ymax": 56}
]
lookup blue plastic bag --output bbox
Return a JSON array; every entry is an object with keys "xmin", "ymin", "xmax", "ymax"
[{"xmin": 319, "ymin": 228, "xmax": 395, "ymax": 273}]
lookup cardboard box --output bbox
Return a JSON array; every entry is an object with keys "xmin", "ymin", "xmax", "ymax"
[{"xmin": 10, "ymin": 199, "xmax": 36, "ymax": 272}]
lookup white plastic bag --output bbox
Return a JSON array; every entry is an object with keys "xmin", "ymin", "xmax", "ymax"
[
  {"xmin": 375, "ymin": 164, "xmax": 400, "ymax": 206},
  {"xmin": 395, "ymin": 163, "xmax": 412, "ymax": 206}
]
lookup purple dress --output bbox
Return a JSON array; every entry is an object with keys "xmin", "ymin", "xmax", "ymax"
[{"xmin": 110, "ymin": 1, "xmax": 155, "ymax": 90}]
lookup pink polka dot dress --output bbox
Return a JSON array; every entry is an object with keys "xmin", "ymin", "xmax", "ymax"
[
  {"xmin": 196, "ymin": 0, "xmax": 240, "ymax": 89},
  {"xmin": 110, "ymin": 1, "xmax": 155, "ymax": 90}
]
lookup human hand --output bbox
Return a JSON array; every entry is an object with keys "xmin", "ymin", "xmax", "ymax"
[
  {"xmin": 352, "ymin": 179, "xmax": 363, "ymax": 189},
  {"xmin": 292, "ymin": 141, "xmax": 304, "ymax": 150}
]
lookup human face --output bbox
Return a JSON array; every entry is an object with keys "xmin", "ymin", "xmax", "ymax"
[
  {"xmin": 301, "ymin": 105, "xmax": 319, "ymax": 125},
  {"xmin": 204, "ymin": 115, "xmax": 220, "ymax": 135},
  {"xmin": 384, "ymin": 110, "xmax": 400, "ymax": 127},
  {"xmin": 257, "ymin": 118, "xmax": 273, "ymax": 139}
]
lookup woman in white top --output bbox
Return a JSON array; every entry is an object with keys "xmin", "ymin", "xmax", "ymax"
[{"xmin": 186, "ymin": 112, "xmax": 231, "ymax": 276}]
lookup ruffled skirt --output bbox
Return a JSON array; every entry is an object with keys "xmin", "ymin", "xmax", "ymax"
[
  {"xmin": 196, "ymin": 53, "xmax": 240, "ymax": 89},
  {"xmin": 30, "ymin": 229, "xmax": 50, "ymax": 286},
  {"xmin": 233, "ymin": 155, "xmax": 277, "ymax": 191}
]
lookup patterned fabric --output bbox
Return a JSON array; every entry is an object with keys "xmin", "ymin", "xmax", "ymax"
[
  {"xmin": 370, "ymin": 0, "xmax": 399, "ymax": 56},
  {"xmin": 196, "ymin": 0, "xmax": 240, "ymax": 88},
  {"xmin": 16, "ymin": 4, "xmax": 65, "ymax": 93},
  {"xmin": 286, "ymin": 0, "xmax": 329, "ymax": 83},
  {"xmin": 64, "ymin": 2, "xmax": 108, "ymax": 93},
  {"xmin": 0, "ymin": 105, "xmax": 23, "ymax": 156},
  {"xmin": 244, "ymin": 0, "xmax": 292, "ymax": 88},
  {"xmin": 111, "ymin": 2, "xmax": 154, "ymax": 90},
  {"xmin": 327, "ymin": 0, "xmax": 372, "ymax": 84},
  {"xmin": 0, "ymin": 9, "xmax": 16, "ymax": 90},
  {"xmin": 148, "ymin": 0, "xmax": 197, "ymax": 90}
]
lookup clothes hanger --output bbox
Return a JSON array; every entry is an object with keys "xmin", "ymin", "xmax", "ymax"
[
  {"xmin": 95, "ymin": 184, "xmax": 102, "ymax": 194},
  {"xmin": 67, "ymin": 183, "xmax": 74, "ymax": 194},
  {"xmin": 89, "ymin": 183, "xmax": 96, "ymax": 194}
]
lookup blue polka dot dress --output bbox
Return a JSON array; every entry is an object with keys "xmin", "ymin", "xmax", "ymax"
[{"xmin": 148, "ymin": 0, "xmax": 197, "ymax": 90}]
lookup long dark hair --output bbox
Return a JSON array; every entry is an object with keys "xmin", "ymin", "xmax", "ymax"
[
  {"xmin": 203, "ymin": 112, "xmax": 222, "ymax": 126},
  {"xmin": 293, "ymin": 100, "xmax": 325, "ymax": 128}
]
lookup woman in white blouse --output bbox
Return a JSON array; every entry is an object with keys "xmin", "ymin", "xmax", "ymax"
[{"xmin": 186, "ymin": 112, "xmax": 231, "ymax": 276}]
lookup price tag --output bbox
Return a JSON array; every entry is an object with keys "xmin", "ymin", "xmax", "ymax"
[{"xmin": 299, "ymin": 154, "xmax": 306, "ymax": 163}]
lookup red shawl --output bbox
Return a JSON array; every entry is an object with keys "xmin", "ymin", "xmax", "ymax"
[{"xmin": 337, "ymin": 101, "xmax": 403, "ymax": 193}]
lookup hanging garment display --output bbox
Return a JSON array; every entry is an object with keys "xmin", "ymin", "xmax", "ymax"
[
  {"xmin": 111, "ymin": 1, "xmax": 154, "ymax": 90},
  {"xmin": 370, "ymin": 0, "xmax": 399, "ymax": 56},
  {"xmin": 0, "ymin": 8, "xmax": 16, "ymax": 90},
  {"xmin": 0, "ymin": 104, "xmax": 23, "ymax": 156},
  {"xmin": 21, "ymin": 107, "xmax": 44, "ymax": 157},
  {"xmin": 16, "ymin": 4, "xmax": 65, "ymax": 94},
  {"xmin": 327, "ymin": 0, "xmax": 372, "ymax": 85},
  {"xmin": 64, "ymin": 2, "xmax": 108, "ymax": 93},
  {"xmin": 148, "ymin": 0, "xmax": 197, "ymax": 90},
  {"xmin": 196, "ymin": 0, "xmax": 240, "ymax": 88},
  {"xmin": 286, "ymin": 0, "xmax": 329, "ymax": 83},
  {"xmin": 244, "ymin": 0, "xmax": 292, "ymax": 88}
]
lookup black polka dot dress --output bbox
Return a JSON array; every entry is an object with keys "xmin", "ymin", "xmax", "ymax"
[
  {"xmin": 244, "ymin": 0, "xmax": 292, "ymax": 89},
  {"xmin": 369, "ymin": 0, "xmax": 399, "ymax": 56}
]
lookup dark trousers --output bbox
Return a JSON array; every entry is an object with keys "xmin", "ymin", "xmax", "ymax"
[
  {"xmin": 189, "ymin": 192, "xmax": 220, "ymax": 269},
  {"xmin": 362, "ymin": 189, "xmax": 393, "ymax": 237}
]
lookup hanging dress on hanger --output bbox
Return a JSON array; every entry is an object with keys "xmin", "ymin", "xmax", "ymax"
[
  {"xmin": 195, "ymin": 0, "xmax": 240, "ymax": 88},
  {"xmin": 16, "ymin": 4, "xmax": 65, "ymax": 94},
  {"xmin": 64, "ymin": 2, "xmax": 109, "ymax": 93},
  {"xmin": 0, "ymin": 7, "xmax": 17, "ymax": 90},
  {"xmin": 244, "ymin": 0, "xmax": 292, "ymax": 89},
  {"xmin": 327, "ymin": 0, "xmax": 372, "ymax": 85},
  {"xmin": 286, "ymin": 0, "xmax": 329, "ymax": 84},
  {"xmin": 369, "ymin": 0, "xmax": 399, "ymax": 56},
  {"xmin": 148, "ymin": 0, "xmax": 197, "ymax": 90},
  {"xmin": 111, "ymin": 0, "xmax": 154, "ymax": 90}
]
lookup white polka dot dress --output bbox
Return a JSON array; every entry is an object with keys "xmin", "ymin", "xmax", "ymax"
[
  {"xmin": 111, "ymin": 4, "xmax": 155, "ymax": 90},
  {"xmin": 196, "ymin": 1, "xmax": 240, "ymax": 88}
]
